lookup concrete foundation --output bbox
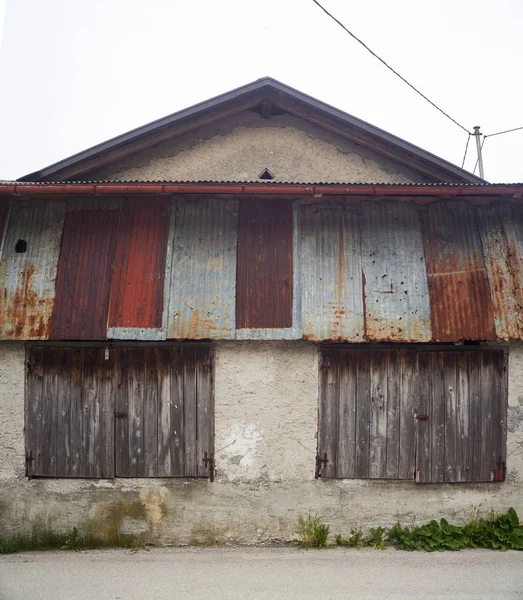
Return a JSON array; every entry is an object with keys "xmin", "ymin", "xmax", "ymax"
[{"xmin": 1, "ymin": 341, "xmax": 522, "ymax": 545}]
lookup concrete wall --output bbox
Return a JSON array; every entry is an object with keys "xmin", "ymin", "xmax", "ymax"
[
  {"xmin": 89, "ymin": 112, "xmax": 427, "ymax": 184},
  {"xmin": 1, "ymin": 341, "xmax": 522, "ymax": 546}
]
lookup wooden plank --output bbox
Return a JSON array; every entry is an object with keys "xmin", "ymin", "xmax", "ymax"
[
  {"xmin": 369, "ymin": 351, "xmax": 388, "ymax": 479},
  {"xmin": 416, "ymin": 352, "xmax": 432, "ymax": 482},
  {"xmin": 496, "ymin": 350, "xmax": 508, "ymax": 469},
  {"xmin": 355, "ymin": 350, "xmax": 371, "ymax": 479},
  {"xmin": 455, "ymin": 352, "xmax": 470, "ymax": 482},
  {"xmin": 399, "ymin": 350, "xmax": 417, "ymax": 479},
  {"xmin": 318, "ymin": 349, "xmax": 338, "ymax": 477},
  {"xmin": 83, "ymin": 348, "xmax": 102, "ymax": 477},
  {"xmin": 337, "ymin": 350, "xmax": 357, "ymax": 478},
  {"xmin": 386, "ymin": 350, "xmax": 400, "ymax": 479},
  {"xmin": 70, "ymin": 348, "xmax": 84, "ymax": 476},
  {"xmin": 184, "ymin": 346, "xmax": 198, "ymax": 477},
  {"xmin": 443, "ymin": 352, "xmax": 458, "ymax": 482},
  {"xmin": 55, "ymin": 348, "xmax": 72, "ymax": 477},
  {"xmin": 26, "ymin": 347, "xmax": 44, "ymax": 476},
  {"xmin": 479, "ymin": 351, "xmax": 494, "ymax": 481},
  {"xmin": 468, "ymin": 352, "xmax": 482, "ymax": 481},
  {"xmin": 170, "ymin": 347, "xmax": 185, "ymax": 477},
  {"xmin": 157, "ymin": 348, "xmax": 172, "ymax": 477},
  {"xmin": 196, "ymin": 346, "xmax": 213, "ymax": 477},
  {"xmin": 430, "ymin": 353, "xmax": 445, "ymax": 483},
  {"xmin": 42, "ymin": 348, "xmax": 59, "ymax": 477},
  {"xmin": 127, "ymin": 348, "xmax": 145, "ymax": 477},
  {"xmin": 114, "ymin": 348, "xmax": 130, "ymax": 477},
  {"xmin": 100, "ymin": 347, "xmax": 115, "ymax": 478},
  {"xmin": 143, "ymin": 348, "xmax": 158, "ymax": 477}
]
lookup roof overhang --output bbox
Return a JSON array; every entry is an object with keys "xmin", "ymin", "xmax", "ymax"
[{"xmin": 18, "ymin": 78, "xmax": 485, "ymax": 185}]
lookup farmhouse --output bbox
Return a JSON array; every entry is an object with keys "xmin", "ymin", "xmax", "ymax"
[{"xmin": 0, "ymin": 78, "xmax": 522, "ymax": 545}]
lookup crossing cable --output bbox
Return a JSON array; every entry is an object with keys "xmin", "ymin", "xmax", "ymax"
[
  {"xmin": 311, "ymin": 0, "xmax": 471, "ymax": 134},
  {"xmin": 461, "ymin": 134, "xmax": 471, "ymax": 169}
]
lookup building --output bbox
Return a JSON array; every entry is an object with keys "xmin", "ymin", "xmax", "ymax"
[{"xmin": 0, "ymin": 78, "xmax": 522, "ymax": 545}]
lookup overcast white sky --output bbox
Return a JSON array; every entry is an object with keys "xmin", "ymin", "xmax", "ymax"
[{"xmin": 1, "ymin": 0, "xmax": 522, "ymax": 182}]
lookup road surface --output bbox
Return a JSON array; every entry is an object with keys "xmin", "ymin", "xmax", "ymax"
[{"xmin": 1, "ymin": 546, "xmax": 522, "ymax": 599}]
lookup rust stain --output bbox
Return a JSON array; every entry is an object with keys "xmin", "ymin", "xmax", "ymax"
[
  {"xmin": 421, "ymin": 202, "xmax": 495, "ymax": 342},
  {"xmin": 108, "ymin": 197, "xmax": 170, "ymax": 329}
]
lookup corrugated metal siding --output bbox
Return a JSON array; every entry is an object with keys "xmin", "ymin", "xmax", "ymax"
[
  {"xmin": 421, "ymin": 201, "xmax": 496, "ymax": 342},
  {"xmin": 0, "ymin": 201, "xmax": 65, "ymax": 339},
  {"xmin": 300, "ymin": 203, "xmax": 364, "ymax": 342},
  {"xmin": 0, "ymin": 199, "xmax": 9, "ymax": 254},
  {"xmin": 167, "ymin": 198, "xmax": 238, "ymax": 339},
  {"xmin": 236, "ymin": 199, "xmax": 294, "ymax": 329},
  {"xmin": 51, "ymin": 208, "xmax": 120, "ymax": 340},
  {"xmin": 107, "ymin": 197, "xmax": 170, "ymax": 339},
  {"xmin": 476, "ymin": 203, "xmax": 523, "ymax": 340},
  {"xmin": 361, "ymin": 202, "xmax": 432, "ymax": 342}
]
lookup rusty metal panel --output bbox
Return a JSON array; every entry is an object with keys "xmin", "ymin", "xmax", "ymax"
[
  {"xmin": 0, "ymin": 201, "xmax": 66, "ymax": 339},
  {"xmin": 476, "ymin": 203, "xmax": 523, "ymax": 340},
  {"xmin": 361, "ymin": 202, "xmax": 432, "ymax": 342},
  {"xmin": 167, "ymin": 198, "xmax": 238, "ymax": 339},
  {"xmin": 236, "ymin": 198, "xmax": 293, "ymax": 330},
  {"xmin": 107, "ymin": 197, "xmax": 170, "ymax": 340},
  {"xmin": 300, "ymin": 203, "xmax": 364, "ymax": 342},
  {"xmin": 421, "ymin": 201, "xmax": 495, "ymax": 342},
  {"xmin": 51, "ymin": 208, "xmax": 120, "ymax": 340},
  {"xmin": 0, "ymin": 199, "xmax": 10, "ymax": 256}
]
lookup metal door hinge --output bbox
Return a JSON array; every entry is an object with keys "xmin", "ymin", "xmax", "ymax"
[
  {"xmin": 416, "ymin": 414, "xmax": 429, "ymax": 421},
  {"xmin": 203, "ymin": 451, "xmax": 215, "ymax": 482},
  {"xmin": 492, "ymin": 461, "xmax": 506, "ymax": 482},
  {"xmin": 315, "ymin": 452, "xmax": 329, "ymax": 479},
  {"xmin": 114, "ymin": 411, "xmax": 128, "ymax": 419},
  {"xmin": 25, "ymin": 450, "xmax": 34, "ymax": 476}
]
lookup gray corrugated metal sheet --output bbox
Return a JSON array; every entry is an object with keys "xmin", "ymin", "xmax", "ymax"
[
  {"xmin": 167, "ymin": 198, "xmax": 238, "ymax": 339},
  {"xmin": 300, "ymin": 203, "xmax": 364, "ymax": 342},
  {"xmin": 0, "ymin": 201, "xmax": 65, "ymax": 339},
  {"xmin": 360, "ymin": 202, "xmax": 432, "ymax": 342}
]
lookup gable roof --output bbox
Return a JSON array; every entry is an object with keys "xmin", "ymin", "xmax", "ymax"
[{"xmin": 19, "ymin": 77, "xmax": 484, "ymax": 184}]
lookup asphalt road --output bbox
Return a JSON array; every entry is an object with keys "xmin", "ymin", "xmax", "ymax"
[{"xmin": 1, "ymin": 547, "xmax": 522, "ymax": 600}]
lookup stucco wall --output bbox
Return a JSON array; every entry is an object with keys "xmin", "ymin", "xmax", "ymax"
[
  {"xmin": 89, "ymin": 112, "xmax": 426, "ymax": 184},
  {"xmin": 1, "ymin": 341, "xmax": 522, "ymax": 546}
]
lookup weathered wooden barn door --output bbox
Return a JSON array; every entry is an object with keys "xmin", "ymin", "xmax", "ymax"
[
  {"xmin": 318, "ymin": 348, "xmax": 418, "ymax": 479},
  {"xmin": 26, "ymin": 346, "xmax": 114, "ymax": 477},
  {"xmin": 416, "ymin": 349, "xmax": 507, "ymax": 483},
  {"xmin": 114, "ymin": 345, "xmax": 214, "ymax": 478}
]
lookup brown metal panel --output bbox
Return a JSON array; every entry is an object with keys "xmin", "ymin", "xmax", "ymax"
[
  {"xmin": 0, "ymin": 201, "xmax": 66, "ymax": 339},
  {"xmin": 0, "ymin": 198, "xmax": 9, "ymax": 250},
  {"xmin": 236, "ymin": 199, "xmax": 293, "ymax": 329},
  {"xmin": 51, "ymin": 209, "xmax": 119, "ymax": 340},
  {"xmin": 421, "ymin": 201, "xmax": 495, "ymax": 342},
  {"xmin": 108, "ymin": 198, "xmax": 170, "ymax": 333}
]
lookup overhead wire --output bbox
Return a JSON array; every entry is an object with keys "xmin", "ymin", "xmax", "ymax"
[
  {"xmin": 486, "ymin": 125, "xmax": 523, "ymax": 138},
  {"xmin": 311, "ymin": 0, "xmax": 471, "ymax": 134},
  {"xmin": 461, "ymin": 134, "xmax": 471, "ymax": 169}
]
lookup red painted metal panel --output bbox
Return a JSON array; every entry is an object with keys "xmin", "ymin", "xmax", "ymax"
[
  {"xmin": 108, "ymin": 197, "xmax": 170, "ymax": 329},
  {"xmin": 51, "ymin": 209, "xmax": 120, "ymax": 340},
  {"xmin": 236, "ymin": 199, "xmax": 293, "ymax": 329},
  {"xmin": 421, "ymin": 202, "xmax": 495, "ymax": 342}
]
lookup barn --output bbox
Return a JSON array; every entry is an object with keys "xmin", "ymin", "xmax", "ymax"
[{"xmin": 0, "ymin": 78, "xmax": 522, "ymax": 545}]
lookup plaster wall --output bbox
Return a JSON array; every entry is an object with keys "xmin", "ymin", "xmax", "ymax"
[
  {"xmin": 0, "ymin": 342, "xmax": 522, "ymax": 546},
  {"xmin": 89, "ymin": 112, "xmax": 426, "ymax": 184}
]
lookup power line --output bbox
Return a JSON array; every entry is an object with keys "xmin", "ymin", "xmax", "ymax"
[
  {"xmin": 473, "ymin": 137, "xmax": 487, "ymax": 176},
  {"xmin": 461, "ymin": 134, "xmax": 471, "ymax": 169},
  {"xmin": 311, "ymin": 0, "xmax": 471, "ymax": 134},
  {"xmin": 486, "ymin": 125, "xmax": 523, "ymax": 138}
]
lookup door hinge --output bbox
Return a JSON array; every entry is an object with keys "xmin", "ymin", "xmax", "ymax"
[
  {"xmin": 492, "ymin": 460, "xmax": 506, "ymax": 482},
  {"xmin": 25, "ymin": 450, "xmax": 34, "ymax": 476},
  {"xmin": 315, "ymin": 452, "xmax": 329, "ymax": 479},
  {"xmin": 114, "ymin": 411, "xmax": 128, "ymax": 419},
  {"xmin": 415, "ymin": 414, "xmax": 429, "ymax": 421},
  {"xmin": 203, "ymin": 451, "xmax": 215, "ymax": 482}
]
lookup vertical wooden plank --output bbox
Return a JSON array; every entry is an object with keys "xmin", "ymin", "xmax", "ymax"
[
  {"xmin": 55, "ymin": 348, "xmax": 72, "ymax": 477},
  {"xmin": 196, "ymin": 347, "xmax": 213, "ymax": 477},
  {"xmin": 42, "ymin": 348, "xmax": 59, "ymax": 477},
  {"xmin": 184, "ymin": 346, "xmax": 198, "ymax": 477},
  {"xmin": 496, "ymin": 350, "xmax": 508, "ymax": 470},
  {"xmin": 83, "ymin": 348, "xmax": 102, "ymax": 477},
  {"xmin": 318, "ymin": 349, "xmax": 339, "ymax": 477},
  {"xmin": 479, "ymin": 351, "xmax": 494, "ymax": 481},
  {"xmin": 26, "ymin": 347, "xmax": 44, "ymax": 475},
  {"xmin": 170, "ymin": 346, "xmax": 185, "ymax": 477},
  {"xmin": 127, "ymin": 348, "xmax": 145, "ymax": 477},
  {"xmin": 143, "ymin": 348, "xmax": 158, "ymax": 477},
  {"xmin": 455, "ymin": 353, "xmax": 470, "ymax": 481},
  {"xmin": 386, "ymin": 350, "xmax": 400, "ymax": 479},
  {"xmin": 444, "ymin": 353, "xmax": 458, "ymax": 482},
  {"xmin": 399, "ymin": 350, "xmax": 417, "ymax": 479},
  {"xmin": 355, "ymin": 350, "xmax": 371, "ymax": 479},
  {"xmin": 468, "ymin": 351, "xmax": 482, "ymax": 481},
  {"xmin": 416, "ymin": 351, "xmax": 431, "ymax": 482},
  {"xmin": 337, "ymin": 350, "xmax": 357, "ymax": 478},
  {"xmin": 100, "ymin": 347, "xmax": 115, "ymax": 478},
  {"xmin": 157, "ymin": 348, "xmax": 172, "ymax": 477},
  {"xmin": 114, "ymin": 348, "xmax": 130, "ymax": 477},
  {"xmin": 369, "ymin": 351, "xmax": 388, "ymax": 479},
  {"xmin": 430, "ymin": 353, "xmax": 445, "ymax": 483},
  {"xmin": 70, "ymin": 348, "xmax": 84, "ymax": 477}
]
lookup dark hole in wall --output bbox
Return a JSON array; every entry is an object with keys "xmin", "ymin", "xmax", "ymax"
[{"xmin": 15, "ymin": 239, "xmax": 27, "ymax": 253}]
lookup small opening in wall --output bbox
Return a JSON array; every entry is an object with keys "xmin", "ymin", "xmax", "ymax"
[
  {"xmin": 15, "ymin": 239, "xmax": 27, "ymax": 253},
  {"xmin": 258, "ymin": 168, "xmax": 275, "ymax": 181}
]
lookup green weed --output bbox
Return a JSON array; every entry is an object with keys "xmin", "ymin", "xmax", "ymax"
[{"xmin": 297, "ymin": 511, "xmax": 330, "ymax": 548}]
